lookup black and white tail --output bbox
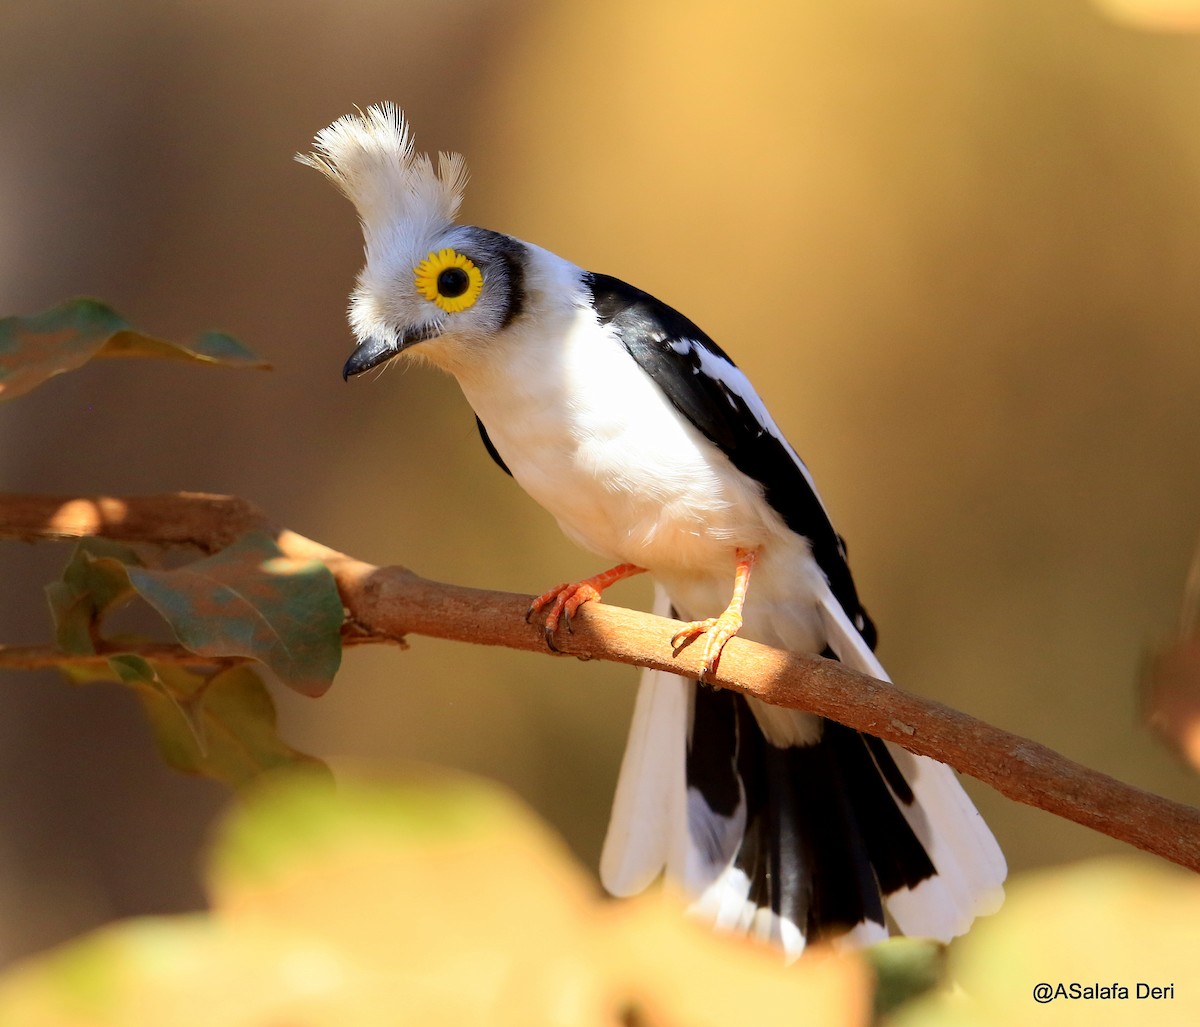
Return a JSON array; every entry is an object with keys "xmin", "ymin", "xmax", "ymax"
[{"xmin": 599, "ymin": 586, "xmax": 1006, "ymax": 960}]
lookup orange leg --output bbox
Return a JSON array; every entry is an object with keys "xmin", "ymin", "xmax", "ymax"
[
  {"xmin": 527, "ymin": 563, "xmax": 647, "ymax": 651},
  {"xmin": 670, "ymin": 547, "xmax": 760, "ymax": 677}
]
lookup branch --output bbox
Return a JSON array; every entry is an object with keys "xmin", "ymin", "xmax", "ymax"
[
  {"xmin": 3, "ymin": 491, "xmax": 1199, "ymax": 873},
  {"xmin": 0, "ymin": 629, "xmax": 383, "ymax": 672},
  {"xmin": 0, "ymin": 642, "xmax": 246, "ymax": 670}
]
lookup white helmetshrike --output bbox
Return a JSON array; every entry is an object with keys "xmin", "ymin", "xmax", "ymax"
[{"xmin": 301, "ymin": 104, "xmax": 1005, "ymax": 958}]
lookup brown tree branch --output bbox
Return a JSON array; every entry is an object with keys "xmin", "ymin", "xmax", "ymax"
[
  {"xmin": 0, "ymin": 630, "xmax": 383, "ymax": 672},
  {"xmin": 0, "ymin": 642, "xmax": 247, "ymax": 670},
  {"xmin": 3, "ymin": 491, "xmax": 1199, "ymax": 873}
]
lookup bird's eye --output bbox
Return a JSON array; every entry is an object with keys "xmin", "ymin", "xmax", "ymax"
[
  {"xmin": 437, "ymin": 267, "xmax": 470, "ymax": 298},
  {"xmin": 414, "ymin": 248, "xmax": 483, "ymax": 313}
]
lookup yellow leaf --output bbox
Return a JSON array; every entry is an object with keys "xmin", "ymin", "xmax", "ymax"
[
  {"xmin": 890, "ymin": 859, "xmax": 1200, "ymax": 1026},
  {"xmin": 0, "ymin": 772, "xmax": 874, "ymax": 1026},
  {"xmin": 602, "ymin": 893, "xmax": 871, "ymax": 1027}
]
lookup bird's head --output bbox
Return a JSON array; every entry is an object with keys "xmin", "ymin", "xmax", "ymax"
[{"xmin": 299, "ymin": 103, "xmax": 526, "ymax": 379}]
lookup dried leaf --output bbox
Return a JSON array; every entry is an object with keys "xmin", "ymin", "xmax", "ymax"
[
  {"xmin": 0, "ymin": 297, "xmax": 269, "ymax": 401},
  {"xmin": 1142, "ymin": 640, "xmax": 1200, "ymax": 771}
]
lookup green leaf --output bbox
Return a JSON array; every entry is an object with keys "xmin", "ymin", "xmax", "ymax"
[
  {"xmin": 45, "ymin": 533, "xmax": 343, "ymax": 695},
  {"xmin": 124, "ymin": 532, "xmax": 343, "ymax": 697},
  {"xmin": 208, "ymin": 772, "xmax": 503, "ymax": 898},
  {"xmin": 865, "ymin": 937, "xmax": 943, "ymax": 1018},
  {"xmin": 106, "ymin": 653, "xmax": 207, "ymax": 754},
  {"xmin": 44, "ymin": 539, "xmax": 143, "ymax": 654},
  {"xmin": 59, "ymin": 656, "xmax": 328, "ymax": 790},
  {"xmin": 0, "ymin": 297, "xmax": 270, "ymax": 401},
  {"xmin": 132, "ymin": 663, "xmax": 330, "ymax": 788}
]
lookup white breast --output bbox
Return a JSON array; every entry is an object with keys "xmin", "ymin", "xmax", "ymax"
[{"xmin": 458, "ymin": 302, "xmax": 773, "ymax": 574}]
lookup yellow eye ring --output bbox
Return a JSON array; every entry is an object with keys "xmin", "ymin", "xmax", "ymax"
[{"xmin": 414, "ymin": 249, "xmax": 483, "ymax": 313}]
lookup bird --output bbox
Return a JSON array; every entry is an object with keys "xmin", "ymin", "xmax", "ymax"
[{"xmin": 300, "ymin": 103, "xmax": 1006, "ymax": 958}]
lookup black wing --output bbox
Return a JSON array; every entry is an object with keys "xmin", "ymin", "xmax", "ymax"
[{"xmin": 585, "ymin": 272, "xmax": 875, "ymax": 647}]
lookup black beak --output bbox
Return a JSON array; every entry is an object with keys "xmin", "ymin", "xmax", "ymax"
[{"xmin": 342, "ymin": 324, "xmax": 442, "ymax": 380}]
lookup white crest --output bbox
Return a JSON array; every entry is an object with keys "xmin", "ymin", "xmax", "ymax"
[{"xmin": 297, "ymin": 103, "xmax": 469, "ymax": 262}]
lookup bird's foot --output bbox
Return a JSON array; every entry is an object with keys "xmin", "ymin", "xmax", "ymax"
[
  {"xmin": 527, "ymin": 563, "xmax": 646, "ymax": 651},
  {"xmin": 669, "ymin": 546, "xmax": 760, "ymax": 677},
  {"xmin": 527, "ymin": 581, "xmax": 602, "ymax": 650},
  {"xmin": 670, "ymin": 608, "xmax": 744, "ymax": 677}
]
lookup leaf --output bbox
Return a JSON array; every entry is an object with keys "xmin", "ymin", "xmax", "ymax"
[
  {"xmin": 604, "ymin": 898, "xmax": 870, "ymax": 1027},
  {"xmin": 1142, "ymin": 533, "xmax": 1200, "ymax": 772},
  {"xmin": 42, "ymin": 534, "xmax": 337, "ymax": 791},
  {"xmin": 0, "ymin": 297, "xmax": 270, "ymax": 401},
  {"xmin": 0, "ymin": 773, "xmax": 870, "ymax": 1026},
  {"xmin": 125, "ymin": 532, "xmax": 343, "ymax": 697},
  {"xmin": 0, "ymin": 915, "xmax": 324, "ymax": 1027},
  {"xmin": 207, "ymin": 770, "xmax": 525, "ymax": 902},
  {"xmin": 206, "ymin": 772, "xmax": 870, "ymax": 1027},
  {"xmin": 865, "ymin": 937, "xmax": 944, "ymax": 1019},
  {"xmin": 45, "ymin": 533, "xmax": 342, "ymax": 696},
  {"xmin": 888, "ymin": 859, "xmax": 1200, "ymax": 1026},
  {"xmin": 132, "ymin": 663, "xmax": 330, "ymax": 788},
  {"xmin": 1142, "ymin": 640, "xmax": 1200, "ymax": 771},
  {"xmin": 59, "ymin": 656, "xmax": 327, "ymax": 790},
  {"xmin": 44, "ymin": 539, "xmax": 143, "ymax": 654},
  {"xmin": 1093, "ymin": 0, "xmax": 1200, "ymax": 32},
  {"xmin": 106, "ymin": 653, "xmax": 207, "ymax": 755}
]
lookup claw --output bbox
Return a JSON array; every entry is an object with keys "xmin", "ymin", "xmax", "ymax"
[
  {"xmin": 669, "ymin": 546, "xmax": 759, "ymax": 678},
  {"xmin": 526, "ymin": 563, "xmax": 646, "ymax": 652},
  {"xmin": 529, "ymin": 580, "xmax": 601, "ymax": 646},
  {"xmin": 671, "ymin": 609, "xmax": 744, "ymax": 677}
]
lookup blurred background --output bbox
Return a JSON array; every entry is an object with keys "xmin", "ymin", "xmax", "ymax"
[{"xmin": 2, "ymin": 0, "xmax": 1199, "ymax": 964}]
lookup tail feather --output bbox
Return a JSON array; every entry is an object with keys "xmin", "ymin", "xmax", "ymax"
[
  {"xmin": 816, "ymin": 591, "xmax": 1007, "ymax": 940},
  {"xmin": 599, "ymin": 586, "xmax": 689, "ymax": 896},
  {"xmin": 880, "ymin": 745, "xmax": 1006, "ymax": 937},
  {"xmin": 598, "ymin": 584, "xmax": 1006, "ymax": 957},
  {"xmin": 598, "ymin": 665, "xmax": 689, "ymax": 896}
]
